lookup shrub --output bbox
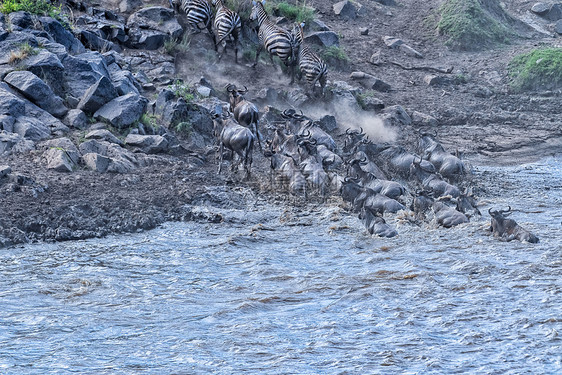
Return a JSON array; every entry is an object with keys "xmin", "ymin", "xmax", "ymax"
[
  {"xmin": 321, "ymin": 45, "xmax": 348, "ymax": 62},
  {"xmin": 508, "ymin": 48, "xmax": 562, "ymax": 92},
  {"xmin": 276, "ymin": 1, "xmax": 315, "ymax": 24},
  {"xmin": 170, "ymin": 80, "xmax": 196, "ymax": 103},
  {"xmin": 435, "ymin": 0, "xmax": 512, "ymax": 51},
  {"xmin": 0, "ymin": 0, "xmax": 68, "ymax": 26},
  {"xmin": 175, "ymin": 121, "xmax": 192, "ymax": 135},
  {"xmin": 8, "ymin": 42, "xmax": 37, "ymax": 64}
]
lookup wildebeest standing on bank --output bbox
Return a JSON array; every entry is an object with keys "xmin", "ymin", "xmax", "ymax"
[
  {"xmin": 488, "ymin": 207, "xmax": 539, "ymax": 243},
  {"xmin": 226, "ymin": 84, "xmax": 261, "ymax": 150},
  {"xmin": 212, "ymin": 111, "xmax": 255, "ymax": 178}
]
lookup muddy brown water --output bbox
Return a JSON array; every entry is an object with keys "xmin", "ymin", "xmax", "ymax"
[{"xmin": 1, "ymin": 156, "xmax": 560, "ymax": 373}]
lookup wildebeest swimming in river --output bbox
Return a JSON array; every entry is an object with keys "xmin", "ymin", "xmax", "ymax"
[{"xmin": 488, "ymin": 207, "xmax": 539, "ymax": 243}]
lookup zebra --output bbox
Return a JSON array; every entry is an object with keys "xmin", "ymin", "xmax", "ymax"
[
  {"xmin": 293, "ymin": 22, "xmax": 328, "ymax": 96},
  {"xmin": 212, "ymin": 0, "xmax": 242, "ymax": 63},
  {"xmin": 249, "ymin": 0, "xmax": 300, "ymax": 84},
  {"xmin": 171, "ymin": 0, "xmax": 216, "ymax": 48}
]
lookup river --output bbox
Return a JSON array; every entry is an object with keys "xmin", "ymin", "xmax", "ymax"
[{"xmin": 1, "ymin": 156, "xmax": 561, "ymax": 374}]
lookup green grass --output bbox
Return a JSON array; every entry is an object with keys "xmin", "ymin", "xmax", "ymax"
[
  {"xmin": 170, "ymin": 80, "xmax": 195, "ymax": 103},
  {"xmin": 508, "ymin": 48, "xmax": 562, "ymax": 92},
  {"xmin": 435, "ymin": 0, "xmax": 512, "ymax": 51},
  {"xmin": 321, "ymin": 45, "xmax": 348, "ymax": 63},
  {"xmin": 175, "ymin": 121, "xmax": 192, "ymax": 135},
  {"xmin": 0, "ymin": 0, "xmax": 68, "ymax": 27},
  {"xmin": 140, "ymin": 113, "xmax": 161, "ymax": 131},
  {"xmin": 8, "ymin": 41, "xmax": 37, "ymax": 64},
  {"xmin": 276, "ymin": 1, "xmax": 315, "ymax": 23}
]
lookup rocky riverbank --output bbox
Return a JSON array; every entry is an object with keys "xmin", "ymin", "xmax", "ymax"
[{"xmin": 1, "ymin": 0, "xmax": 561, "ymax": 247}]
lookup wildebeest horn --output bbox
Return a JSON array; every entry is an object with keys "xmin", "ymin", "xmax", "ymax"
[
  {"xmin": 292, "ymin": 110, "xmax": 306, "ymax": 120},
  {"xmin": 344, "ymin": 175, "xmax": 360, "ymax": 183},
  {"xmin": 238, "ymin": 85, "xmax": 248, "ymax": 94},
  {"xmin": 359, "ymin": 156, "xmax": 368, "ymax": 165},
  {"xmin": 359, "ymin": 127, "xmax": 364, "ymax": 135},
  {"xmin": 225, "ymin": 83, "xmax": 236, "ymax": 93},
  {"xmin": 346, "ymin": 127, "xmax": 351, "ymax": 135},
  {"xmin": 282, "ymin": 108, "xmax": 296, "ymax": 118},
  {"xmin": 500, "ymin": 206, "xmax": 512, "ymax": 214}
]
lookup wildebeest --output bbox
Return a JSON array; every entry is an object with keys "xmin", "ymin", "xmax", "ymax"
[
  {"xmin": 212, "ymin": 111, "xmax": 254, "ymax": 177},
  {"xmin": 375, "ymin": 144, "xmax": 436, "ymax": 178},
  {"xmin": 360, "ymin": 207, "xmax": 398, "ymax": 238},
  {"xmin": 418, "ymin": 133, "xmax": 465, "ymax": 181},
  {"xmin": 267, "ymin": 151, "xmax": 307, "ymax": 196},
  {"xmin": 226, "ymin": 84, "xmax": 261, "ymax": 149},
  {"xmin": 488, "ymin": 207, "xmax": 539, "ymax": 243},
  {"xmin": 343, "ymin": 127, "xmax": 366, "ymax": 154},
  {"xmin": 433, "ymin": 201, "xmax": 469, "ymax": 228},
  {"xmin": 410, "ymin": 156, "xmax": 461, "ymax": 198}
]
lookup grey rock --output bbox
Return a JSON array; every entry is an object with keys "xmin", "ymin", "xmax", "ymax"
[
  {"xmin": 42, "ymin": 41, "xmax": 69, "ymax": 60},
  {"xmin": 360, "ymin": 27, "xmax": 369, "ymax": 35},
  {"xmin": 374, "ymin": 0, "xmax": 396, "ymax": 5},
  {"xmin": 411, "ymin": 111, "xmax": 438, "ymax": 127},
  {"xmin": 124, "ymin": 134, "xmax": 169, "ymax": 154},
  {"xmin": 79, "ymin": 139, "xmax": 109, "ymax": 156},
  {"xmin": 8, "ymin": 12, "xmax": 33, "ymax": 30},
  {"xmin": 40, "ymin": 16, "xmax": 85, "ymax": 54},
  {"xmin": 0, "ymin": 165, "xmax": 11, "ymax": 178},
  {"xmin": 94, "ymin": 93, "xmax": 148, "ymax": 129},
  {"xmin": 359, "ymin": 95, "xmax": 385, "ymax": 111},
  {"xmin": 381, "ymin": 105, "xmax": 411, "ymax": 126},
  {"xmin": 85, "ymin": 129, "xmax": 124, "ymax": 145},
  {"xmin": 106, "ymin": 143, "xmax": 138, "ymax": 173},
  {"xmin": 531, "ymin": 2, "xmax": 550, "ymax": 15},
  {"xmin": 383, "ymin": 36, "xmax": 403, "ymax": 48},
  {"xmin": 62, "ymin": 51, "xmax": 112, "ymax": 100},
  {"xmin": 556, "ymin": 19, "xmax": 562, "ymax": 34},
  {"xmin": 317, "ymin": 115, "xmax": 338, "ymax": 133},
  {"xmin": 111, "ymin": 70, "xmax": 140, "ymax": 96},
  {"xmin": 304, "ymin": 31, "xmax": 340, "ymax": 48},
  {"xmin": 120, "ymin": 0, "xmax": 142, "ymax": 13},
  {"xmin": 21, "ymin": 49, "xmax": 66, "ymax": 95},
  {"xmin": 78, "ymin": 76, "xmax": 119, "ymax": 114},
  {"xmin": 63, "ymin": 109, "xmax": 90, "ymax": 130},
  {"xmin": 0, "ymin": 131, "xmax": 22, "ymax": 154},
  {"xmin": 350, "ymin": 72, "xmax": 391, "ymax": 92},
  {"xmin": 308, "ymin": 19, "xmax": 330, "ymax": 32},
  {"xmin": 0, "ymin": 87, "xmax": 26, "ymax": 117},
  {"xmin": 286, "ymin": 88, "xmax": 310, "ymax": 107},
  {"xmin": 126, "ymin": 6, "xmax": 183, "ymax": 50},
  {"xmin": 399, "ymin": 43, "xmax": 423, "ymax": 58},
  {"xmin": 369, "ymin": 50, "xmax": 382, "ymax": 65},
  {"xmin": 424, "ymin": 74, "xmax": 449, "ymax": 86},
  {"xmin": 13, "ymin": 116, "xmax": 51, "ymax": 141},
  {"xmin": 79, "ymin": 29, "xmax": 121, "ymax": 52},
  {"xmin": 3, "ymin": 70, "xmax": 68, "ymax": 118},
  {"xmin": 43, "ymin": 148, "xmax": 77, "ymax": 172},
  {"xmin": 333, "ymin": 0, "xmax": 358, "ymax": 19},
  {"xmin": 82, "ymin": 152, "xmax": 111, "ymax": 173},
  {"xmin": 40, "ymin": 137, "xmax": 81, "ymax": 164},
  {"xmin": 197, "ymin": 85, "xmax": 212, "ymax": 98},
  {"xmin": 154, "ymin": 89, "xmax": 188, "ymax": 128},
  {"xmin": 0, "ymin": 115, "xmax": 16, "ymax": 133}
]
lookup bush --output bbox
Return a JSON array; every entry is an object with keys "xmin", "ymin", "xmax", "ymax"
[
  {"xmin": 276, "ymin": 1, "xmax": 315, "ymax": 24},
  {"xmin": 0, "ymin": 0, "xmax": 67, "ymax": 25},
  {"xmin": 435, "ymin": 0, "xmax": 512, "ymax": 51},
  {"xmin": 508, "ymin": 48, "xmax": 562, "ymax": 92},
  {"xmin": 170, "ymin": 80, "xmax": 195, "ymax": 103},
  {"xmin": 8, "ymin": 41, "xmax": 37, "ymax": 64}
]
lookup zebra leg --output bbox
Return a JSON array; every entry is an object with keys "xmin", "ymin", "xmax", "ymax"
[{"xmin": 253, "ymin": 45, "xmax": 263, "ymax": 68}]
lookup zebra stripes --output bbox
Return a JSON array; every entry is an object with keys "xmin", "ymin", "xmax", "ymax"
[
  {"xmin": 212, "ymin": 0, "xmax": 242, "ymax": 63},
  {"xmin": 250, "ymin": 0, "xmax": 300, "ymax": 83},
  {"xmin": 176, "ymin": 0, "xmax": 216, "ymax": 47},
  {"xmin": 293, "ymin": 22, "xmax": 328, "ymax": 96}
]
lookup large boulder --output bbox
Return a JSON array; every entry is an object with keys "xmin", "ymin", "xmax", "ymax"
[
  {"xmin": 93, "ymin": 93, "xmax": 148, "ymax": 128},
  {"xmin": 8, "ymin": 11, "xmax": 33, "ymax": 31},
  {"xmin": 85, "ymin": 129, "xmax": 124, "ymax": 145},
  {"xmin": 0, "ymin": 131, "xmax": 22, "ymax": 154},
  {"xmin": 82, "ymin": 152, "xmax": 111, "ymax": 173},
  {"xmin": 3, "ymin": 71, "xmax": 68, "ymax": 118},
  {"xmin": 77, "ymin": 75, "xmax": 118, "ymax": 114},
  {"xmin": 79, "ymin": 139, "xmax": 138, "ymax": 173},
  {"xmin": 0, "ymin": 86, "xmax": 26, "ymax": 117},
  {"xmin": 124, "ymin": 134, "xmax": 169, "ymax": 154},
  {"xmin": 63, "ymin": 109, "xmax": 89, "ymax": 129},
  {"xmin": 333, "ymin": 0, "xmax": 358, "ymax": 19},
  {"xmin": 304, "ymin": 31, "xmax": 340, "ymax": 48},
  {"xmin": 40, "ymin": 137, "xmax": 80, "ymax": 163},
  {"xmin": 0, "ymin": 115, "xmax": 16, "ymax": 133},
  {"xmin": 79, "ymin": 29, "xmax": 121, "ymax": 53},
  {"xmin": 62, "ymin": 51, "xmax": 112, "ymax": 101},
  {"xmin": 40, "ymin": 137, "xmax": 80, "ymax": 172},
  {"xmin": 110, "ymin": 69, "xmax": 140, "ymax": 95},
  {"xmin": 13, "ymin": 116, "xmax": 51, "ymax": 141},
  {"xmin": 126, "ymin": 7, "xmax": 183, "ymax": 50},
  {"xmin": 39, "ymin": 16, "xmax": 85, "ymax": 54}
]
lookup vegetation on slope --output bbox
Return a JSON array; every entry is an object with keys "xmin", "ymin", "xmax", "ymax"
[
  {"xmin": 508, "ymin": 48, "xmax": 562, "ymax": 92},
  {"xmin": 435, "ymin": 0, "xmax": 512, "ymax": 51}
]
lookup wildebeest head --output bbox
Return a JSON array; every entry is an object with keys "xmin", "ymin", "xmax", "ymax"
[
  {"xmin": 488, "ymin": 206, "xmax": 539, "ymax": 243},
  {"xmin": 343, "ymin": 127, "xmax": 365, "ymax": 152},
  {"xmin": 226, "ymin": 83, "xmax": 248, "ymax": 111}
]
